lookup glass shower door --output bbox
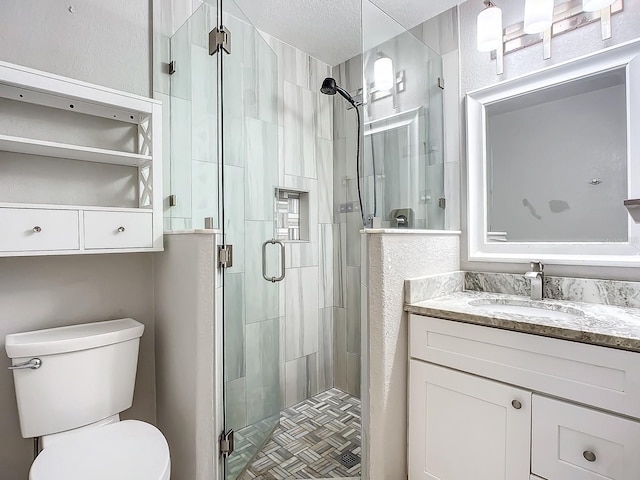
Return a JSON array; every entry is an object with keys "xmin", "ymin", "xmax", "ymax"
[
  {"xmin": 220, "ymin": 1, "xmax": 281, "ymax": 479},
  {"xmin": 169, "ymin": 1, "xmax": 280, "ymax": 478}
]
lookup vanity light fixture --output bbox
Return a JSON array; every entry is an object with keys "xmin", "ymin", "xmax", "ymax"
[
  {"xmin": 477, "ymin": 1, "xmax": 504, "ymax": 75},
  {"xmin": 489, "ymin": 0, "xmax": 624, "ymax": 76},
  {"xmin": 524, "ymin": 0, "xmax": 555, "ymax": 34},
  {"xmin": 477, "ymin": 1, "xmax": 503, "ymax": 52},
  {"xmin": 583, "ymin": 0, "xmax": 615, "ymax": 11},
  {"xmin": 374, "ymin": 54, "xmax": 394, "ymax": 91}
]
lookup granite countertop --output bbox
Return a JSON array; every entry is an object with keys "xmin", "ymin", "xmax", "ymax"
[{"xmin": 405, "ymin": 290, "xmax": 640, "ymax": 352}]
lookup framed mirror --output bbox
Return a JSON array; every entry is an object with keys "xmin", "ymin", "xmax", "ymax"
[{"xmin": 466, "ymin": 39, "xmax": 640, "ymax": 266}]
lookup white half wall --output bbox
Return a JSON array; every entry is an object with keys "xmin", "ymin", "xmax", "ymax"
[
  {"xmin": 154, "ymin": 232, "xmax": 222, "ymax": 480},
  {"xmin": 363, "ymin": 231, "xmax": 460, "ymax": 480}
]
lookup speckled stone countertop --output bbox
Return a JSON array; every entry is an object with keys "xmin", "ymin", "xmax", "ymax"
[{"xmin": 405, "ymin": 290, "xmax": 640, "ymax": 353}]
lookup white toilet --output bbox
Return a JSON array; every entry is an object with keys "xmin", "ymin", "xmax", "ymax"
[{"xmin": 5, "ymin": 318, "xmax": 170, "ymax": 480}]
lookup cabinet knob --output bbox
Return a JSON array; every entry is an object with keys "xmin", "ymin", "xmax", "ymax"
[
  {"xmin": 583, "ymin": 451, "xmax": 596, "ymax": 462},
  {"xmin": 33, "ymin": 226, "xmax": 42, "ymax": 233},
  {"xmin": 117, "ymin": 226, "xmax": 126, "ymax": 233},
  {"xmin": 511, "ymin": 400, "xmax": 522, "ymax": 410}
]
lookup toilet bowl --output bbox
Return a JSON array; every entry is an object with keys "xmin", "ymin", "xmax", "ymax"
[
  {"xmin": 30, "ymin": 420, "xmax": 170, "ymax": 480},
  {"xmin": 5, "ymin": 318, "xmax": 171, "ymax": 479}
]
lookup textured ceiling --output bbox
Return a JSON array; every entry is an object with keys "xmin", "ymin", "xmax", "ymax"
[{"xmin": 233, "ymin": 0, "xmax": 463, "ymax": 66}]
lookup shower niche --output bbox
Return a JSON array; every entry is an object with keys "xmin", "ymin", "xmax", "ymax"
[{"xmin": 276, "ymin": 188, "xmax": 310, "ymax": 242}]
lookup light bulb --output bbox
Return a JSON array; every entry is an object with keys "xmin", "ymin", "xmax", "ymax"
[
  {"xmin": 374, "ymin": 55, "xmax": 394, "ymax": 91},
  {"xmin": 477, "ymin": 4, "xmax": 503, "ymax": 52},
  {"xmin": 583, "ymin": 0, "xmax": 615, "ymax": 12},
  {"xmin": 524, "ymin": 0, "xmax": 554, "ymax": 34}
]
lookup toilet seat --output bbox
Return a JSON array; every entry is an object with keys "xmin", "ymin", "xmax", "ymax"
[{"xmin": 30, "ymin": 420, "xmax": 170, "ymax": 480}]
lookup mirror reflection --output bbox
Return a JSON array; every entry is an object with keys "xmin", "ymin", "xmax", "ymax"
[{"xmin": 486, "ymin": 68, "xmax": 628, "ymax": 243}]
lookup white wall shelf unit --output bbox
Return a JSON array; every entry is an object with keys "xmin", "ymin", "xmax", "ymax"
[{"xmin": 0, "ymin": 61, "xmax": 163, "ymax": 256}]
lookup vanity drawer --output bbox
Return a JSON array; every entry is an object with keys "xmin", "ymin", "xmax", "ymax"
[
  {"xmin": 0, "ymin": 208, "xmax": 79, "ymax": 251},
  {"xmin": 409, "ymin": 315, "xmax": 640, "ymax": 419},
  {"xmin": 532, "ymin": 395, "xmax": 640, "ymax": 480},
  {"xmin": 83, "ymin": 211, "xmax": 152, "ymax": 249}
]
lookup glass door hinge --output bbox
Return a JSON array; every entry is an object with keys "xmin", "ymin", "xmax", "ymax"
[
  {"xmin": 168, "ymin": 61, "xmax": 176, "ymax": 75},
  {"xmin": 438, "ymin": 197, "xmax": 446, "ymax": 209},
  {"xmin": 438, "ymin": 77, "xmax": 445, "ymax": 89},
  {"xmin": 220, "ymin": 430, "xmax": 235, "ymax": 458},
  {"xmin": 169, "ymin": 194, "xmax": 177, "ymax": 207},
  {"xmin": 218, "ymin": 245, "xmax": 233, "ymax": 268},
  {"xmin": 210, "ymin": 26, "xmax": 231, "ymax": 55}
]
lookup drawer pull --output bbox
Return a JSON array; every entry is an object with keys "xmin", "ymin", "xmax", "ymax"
[
  {"xmin": 33, "ymin": 226, "xmax": 42, "ymax": 233},
  {"xmin": 583, "ymin": 450, "xmax": 597, "ymax": 462},
  {"xmin": 511, "ymin": 399, "xmax": 522, "ymax": 410},
  {"xmin": 117, "ymin": 226, "xmax": 126, "ymax": 233}
]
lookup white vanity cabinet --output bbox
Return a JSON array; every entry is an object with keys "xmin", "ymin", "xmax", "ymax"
[
  {"xmin": 409, "ymin": 361, "xmax": 531, "ymax": 480},
  {"xmin": 0, "ymin": 61, "xmax": 163, "ymax": 256},
  {"xmin": 408, "ymin": 314, "xmax": 640, "ymax": 480}
]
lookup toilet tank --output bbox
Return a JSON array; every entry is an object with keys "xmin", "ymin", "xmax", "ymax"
[{"xmin": 5, "ymin": 318, "xmax": 144, "ymax": 438}]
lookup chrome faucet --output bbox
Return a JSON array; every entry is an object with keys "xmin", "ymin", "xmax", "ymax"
[{"xmin": 524, "ymin": 261, "xmax": 544, "ymax": 301}]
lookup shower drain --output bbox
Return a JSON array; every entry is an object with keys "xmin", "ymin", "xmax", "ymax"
[{"xmin": 338, "ymin": 451, "xmax": 361, "ymax": 469}]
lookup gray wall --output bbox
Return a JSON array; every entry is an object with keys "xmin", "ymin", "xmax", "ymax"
[
  {"xmin": 458, "ymin": 0, "xmax": 640, "ymax": 279},
  {"xmin": 0, "ymin": 0, "xmax": 151, "ymax": 97},
  {"xmin": 0, "ymin": 1, "xmax": 155, "ymax": 478}
]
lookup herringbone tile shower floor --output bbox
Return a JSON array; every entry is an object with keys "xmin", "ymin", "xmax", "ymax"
[{"xmin": 236, "ymin": 388, "xmax": 361, "ymax": 480}]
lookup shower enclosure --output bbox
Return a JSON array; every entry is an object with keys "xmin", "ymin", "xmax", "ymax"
[{"xmin": 163, "ymin": 0, "xmax": 450, "ymax": 478}]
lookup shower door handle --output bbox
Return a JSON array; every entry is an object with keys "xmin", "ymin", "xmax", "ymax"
[{"xmin": 262, "ymin": 239, "xmax": 286, "ymax": 283}]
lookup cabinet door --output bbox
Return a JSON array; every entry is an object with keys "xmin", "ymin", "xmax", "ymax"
[
  {"xmin": 532, "ymin": 394, "xmax": 640, "ymax": 480},
  {"xmin": 409, "ymin": 361, "xmax": 531, "ymax": 480}
]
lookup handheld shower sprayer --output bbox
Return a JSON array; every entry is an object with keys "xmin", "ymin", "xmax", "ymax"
[
  {"xmin": 320, "ymin": 78, "xmax": 357, "ymax": 107},
  {"xmin": 320, "ymin": 77, "xmax": 366, "ymax": 227}
]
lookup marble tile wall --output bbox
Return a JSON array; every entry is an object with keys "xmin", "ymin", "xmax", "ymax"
[
  {"xmin": 262, "ymin": 33, "xmax": 336, "ymax": 409},
  {"xmin": 332, "ymin": 55, "xmax": 364, "ymax": 397}
]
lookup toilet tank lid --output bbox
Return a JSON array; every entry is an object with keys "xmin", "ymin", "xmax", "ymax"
[{"xmin": 5, "ymin": 319, "xmax": 144, "ymax": 359}]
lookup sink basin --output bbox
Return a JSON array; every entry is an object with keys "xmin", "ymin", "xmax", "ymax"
[{"xmin": 469, "ymin": 299, "xmax": 584, "ymax": 321}]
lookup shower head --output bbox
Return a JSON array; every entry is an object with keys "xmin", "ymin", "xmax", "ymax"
[
  {"xmin": 320, "ymin": 77, "xmax": 338, "ymax": 95},
  {"xmin": 320, "ymin": 77, "xmax": 356, "ymax": 106}
]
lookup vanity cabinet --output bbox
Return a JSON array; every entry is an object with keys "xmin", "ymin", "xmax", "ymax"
[
  {"xmin": 408, "ymin": 314, "xmax": 640, "ymax": 480},
  {"xmin": 409, "ymin": 361, "xmax": 530, "ymax": 480},
  {"xmin": 0, "ymin": 61, "xmax": 163, "ymax": 256}
]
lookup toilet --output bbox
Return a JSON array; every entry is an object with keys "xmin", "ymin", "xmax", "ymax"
[{"xmin": 5, "ymin": 318, "xmax": 170, "ymax": 480}]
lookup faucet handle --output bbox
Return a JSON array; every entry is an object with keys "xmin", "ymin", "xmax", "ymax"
[{"xmin": 530, "ymin": 261, "xmax": 544, "ymax": 272}]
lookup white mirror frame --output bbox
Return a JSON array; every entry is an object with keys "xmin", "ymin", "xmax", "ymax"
[{"xmin": 466, "ymin": 38, "xmax": 640, "ymax": 267}]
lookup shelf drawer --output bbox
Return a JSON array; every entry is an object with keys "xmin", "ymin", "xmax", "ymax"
[
  {"xmin": 0, "ymin": 208, "xmax": 79, "ymax": 251},
  {"xmin": 532, "ymin": 395, "xmax": 640, "ymax": 480},
  {"xmin": 84, "ymin": 211, "xmax": 152, "ymax": 249}
]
